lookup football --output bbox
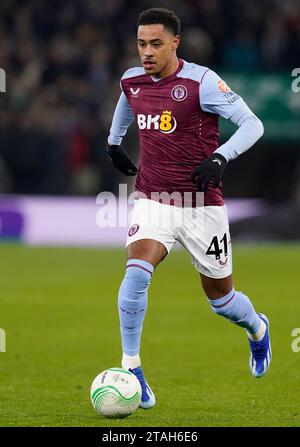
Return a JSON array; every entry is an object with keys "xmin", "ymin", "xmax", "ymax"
[{"xmin": 90, "ymin": 367, "xmax": 142, "ymax": 419}]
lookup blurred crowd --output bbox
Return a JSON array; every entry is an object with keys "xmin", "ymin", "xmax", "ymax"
[{"xmin": 0, "ymin": 0, "xmax": 299, "ymax": 195}]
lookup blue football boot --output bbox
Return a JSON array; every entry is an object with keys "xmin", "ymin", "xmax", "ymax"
[
  {"xmin": 129, "ymin": 366, "xmax": 156, "ymax": 409},
  {"xmin": 249, "ymin": 313, "xmax": 272, "ymax": 378}
]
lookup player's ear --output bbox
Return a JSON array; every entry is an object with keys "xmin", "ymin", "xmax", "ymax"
[{"xmin": 172, "ymin": 35, "xmax": 180, "ymax": 51}]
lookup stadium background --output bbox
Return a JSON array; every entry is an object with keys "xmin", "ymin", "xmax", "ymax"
[{"xmin": 0, "ymin": 0, "xmax": 300, "ymax": 427}]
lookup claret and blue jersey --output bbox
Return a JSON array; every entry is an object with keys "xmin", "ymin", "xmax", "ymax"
[{"xmin": 109, "ymin": 58, "xmax": 264, "ymax": 206}]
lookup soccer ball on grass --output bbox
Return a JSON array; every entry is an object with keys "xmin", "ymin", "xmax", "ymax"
[{"xmin": 90, "ymin": 367, "xmax": 142, "ymax": 419}]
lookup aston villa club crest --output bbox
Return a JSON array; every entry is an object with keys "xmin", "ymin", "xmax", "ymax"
[
  {"xmin": 128, "ymin": 223, "xmax": 139, "ymax": 237},
  {"xmin": 171, "ymin": 85, "xmax": 188, "ymax": 101}
]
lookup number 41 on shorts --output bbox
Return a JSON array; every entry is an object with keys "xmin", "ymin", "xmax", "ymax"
[{"xmin": 206, "ymin": 233, "xmax": 229, "ymax": 260}]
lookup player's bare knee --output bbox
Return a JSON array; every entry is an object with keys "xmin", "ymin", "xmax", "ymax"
[
  {"xmin": 127, "ymin": 239, "xmax": 167, "ymax": 267},
  {"xmin": 200, "ymin": 273, "xmax": 233, "ymax": 300},
  {"xmin": 206, "ymin": 284, "xmax": 233, "ymax": 300}
]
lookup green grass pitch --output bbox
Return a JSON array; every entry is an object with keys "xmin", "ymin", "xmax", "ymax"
[{"xmin": 0, "ymin": 243, "xmax": 299, "ymax": 427}]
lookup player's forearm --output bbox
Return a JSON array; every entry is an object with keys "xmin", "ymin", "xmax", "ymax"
[
  {"xmin": 108, "ymin": 92, "xmax": 134, "ymax": 146},
  {"xmin": 215, "ymin": 114, "xmax": 264, "ymax": 161}
]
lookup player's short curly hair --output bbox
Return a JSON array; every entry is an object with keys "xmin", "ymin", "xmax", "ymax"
[{"xmin": 137, "ymin": 8, "xmax": 181, "ymax": 36}]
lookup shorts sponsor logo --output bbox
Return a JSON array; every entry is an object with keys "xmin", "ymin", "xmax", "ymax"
[
  {"xmin": 217, "ymin": 79, "xmax": 231, "ymax": 93},
  {"xmin": 128, "ymin": 223, "xmax": 139, "ymax": 236},
  {"xmin": 171, "ymin": 85, "xmax": 188, "ymax": 101},
  {"xmin": 219, "ymin": 257, "xmax": 228, "ymax": 266},
  {"xmin": 137, "ymin": 110, "xmax": 177, "ymax": 133}
]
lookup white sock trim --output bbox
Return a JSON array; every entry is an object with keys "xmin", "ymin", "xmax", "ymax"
[
  {"xmin": 248, "ymin": 320, "xmax": 266, "ymax": 341},
  {"xmin": 122, "ymin": 353, "xmax": 141, "ymax": 370}
]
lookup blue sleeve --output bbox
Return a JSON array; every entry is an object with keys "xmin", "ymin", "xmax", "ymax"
[
  {"xmin": 200, "ymin": 69, "xmax": 244, "ymax": 118},
  {"xmin": 108, "ymin": 92, "xmax": 134, "ymax": 146},
  {"xmin": 215, "ymin": 106, "xmax": 264, "ymax": 161},
  {"xmin": 200, "ymin": 70, "xmax": 264, "ymax": 160}
]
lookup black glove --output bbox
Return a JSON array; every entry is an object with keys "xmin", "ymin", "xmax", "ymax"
[
  {"xmin": 106, "ymin": 144, "xmax": 138, "ymax": 176},
  {"xmin": 191, "ymin": 153, "xmax": 227, "ymax": 192}
]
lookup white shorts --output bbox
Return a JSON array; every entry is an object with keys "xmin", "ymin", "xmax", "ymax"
[{"xmin": 126, "ymin": 198, "xmax": 232, "ymax": 279}]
